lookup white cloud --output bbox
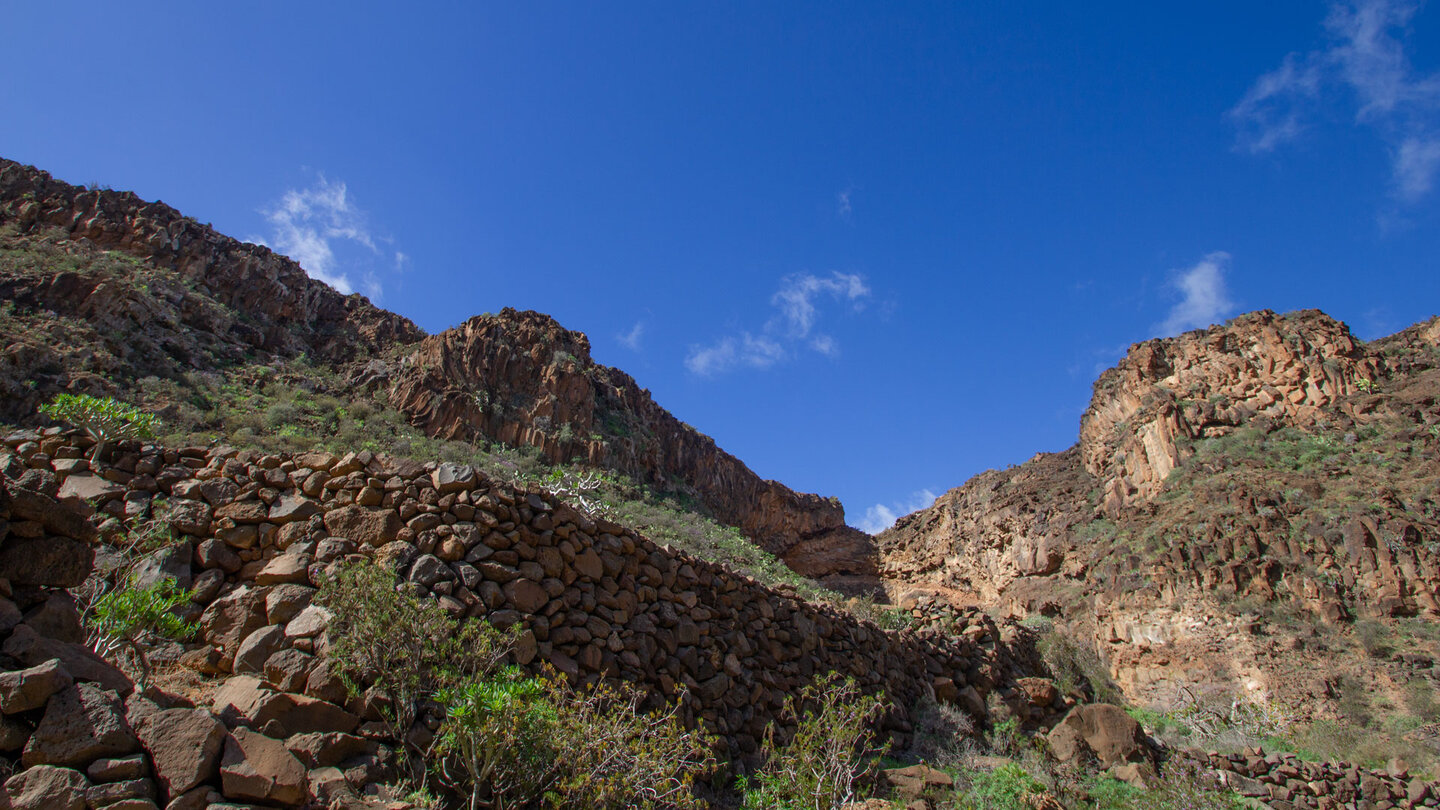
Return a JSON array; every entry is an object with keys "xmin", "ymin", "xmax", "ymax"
[
  {"xmin": 810, "ymin": 334, "xmax": 838, "ymax": 357},
  {"xmin": 1394, "ymin": 136, "xmax": 1440, "ymax": 199},
  {"xmin": 837, "ymin": 189, "xmax": 853, "ymax": 217},
  {"xmin": 618, "ymin": 321, "xmax": 646, "ymax": 351},
  {"xmin": 257, "ymin": 176, "xmax": 384, "ymax": 298},
  {"xmin": 1231, "ymin": 0, "xmax": 1440, "ymax": 200},
  {"xmin": 685, "ymin": 272, "xmax": 872, "ymax": 376},
  {"xmin": 770, "ymin": 272, "xmax": 870, "ymax": 338},
  {"xmin": 857, "ymin": 489, "xmax": 938, "ymax": 535},
  {"xmin": 1157, "ymin": 252, "xmax": 1236, "ymax": 337},
  {"xmin": 1229, "ymin": 54, "xmax": 1323, "ymax": 153},
  {"xmin": 684, "ymin": 339, "xmax": 735, "ymax": 376}
]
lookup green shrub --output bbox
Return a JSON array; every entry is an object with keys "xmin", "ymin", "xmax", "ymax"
[
  {"xmin": 436, "ymin": 668, "xmax": 714, "ymax": 809},
  {"xmin": 87, "ymin": 578, "xmax": 197, "ymax": 686},
  {"xmin": 1079, "ymin": 766, "xmax": 1247, "ymax": 810},
  {"xmin": 436, "ymin": 668, "xmax": 558, "ymax": 810},
  {"xmin": 317, "ymin": 561, "xmax": 516, "ymax": 787},
  {"xmin": 905, "ymin": 695, "xmax": 977, "ymax": 769},
  {"xmin": 741, "ymin": 673, "xmax": 888, "ymax": 810},
  {"xmin": 1355, "ymin": 619, "xmax": 1394, "ymax": 659},
  {"xmin": 39, "ymin": 393, "xmax": 159, "ymax": 460},
  {"xmin": 1404, "ymin": 681, "xmax": 1440, "ymax": 723},
  {"xmin": 959, "ymin": 762, "xmax": 1045, "ymax": 810}
]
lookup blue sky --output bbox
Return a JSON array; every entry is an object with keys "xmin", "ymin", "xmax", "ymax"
[{"xmin": 4, "ymin": 2, "xmax": 1438, "ymax": 532}]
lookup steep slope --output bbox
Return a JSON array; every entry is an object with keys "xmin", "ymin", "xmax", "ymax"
[
  {"xmin": 0, "ymin": 158, "xmax": 867, "ymax": 575},
  {"xmin": 879, "ymin": 310, "xmax": 1440, "ymax": 743}
]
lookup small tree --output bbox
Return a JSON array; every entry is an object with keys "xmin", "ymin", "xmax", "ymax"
[
  {"xmin": 39, "ymin": 393, "xmax": 159, "ymax": 462},
  {"xmin": 741, "ymin": 673, "xmax": 888, "ymax": 810},
  {"xmin": 86, "ymin": 578, "xmax": 197, "ymax": 687},
  {"xmin": 435, "ymin": 668, "xmax": 559, "ymax": 810}
]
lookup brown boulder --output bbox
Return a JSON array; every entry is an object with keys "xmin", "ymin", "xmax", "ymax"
[
  {"xmin": 7, "ymin": 482, "xmax": 98, "ymax": 541},
  {"xmin": 1046, "ymin": 703, "xmax": 1146, "ymax": 768},
  {"xmin": 220, "ymin": 727, "xmax": 307, "ymax": 806},
  {"xmin": 254, "ymin": 553, "xmax": 311, "ymax": 586},
  {"xmin": 3, "ymin": 764, "xmax": 89, "ymax": 810},
  {"xmin": 164, "ymin": 498, "xmax": 212, "ymax": 536},
  {"xmin": 1, "ymin": 624, "xmax": 130, "ymax": 694},
  {"xmin": 323, "ymin": 505, "xmax": 401, "ymax": 547},
  {"xmin": 0, "ymin": 535, "xmax": 94, "ymax": 588},
  {"xmin": 22, "ymin": 683, "xmax": 140, "ymax": 767},
  {"xmin": 0, "ymin": 658, "xmax": 73, "ymax": 714},
  {"xmin": 135, "ymin": 707, "xmax": 225, "ymax": 799},
  {"xmin": 198, "ymin": 585, "xmax": 269, "ymax": 656},
  {"xmin": 432, "ymin": 462, "xmax": 477, "ymax": 494},
  {"xmin": 212, "ymin": 675, "xmax": 358, "ymax": 737},
  {"xmin": 268, "ymin": 493, "xmax": 323, "ymax": 524}
]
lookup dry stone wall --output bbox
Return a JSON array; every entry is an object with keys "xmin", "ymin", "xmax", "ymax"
[
  {"xmin": 1177, "ymin": 747, "xmax": 1440, "ymax": 810},
  {"xmin": 0, "ymin": 429, "xmax": 1021, "ymax": 765}
]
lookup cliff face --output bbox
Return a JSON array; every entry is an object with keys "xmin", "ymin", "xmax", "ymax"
[
  {"xmin": 1080, "ymin": 310, "xmax": 1380, "ymax": 514},
  {"xmin": 386, "ymin": 310, "xmax": 875, "ymax": 574},
  {"xmin": 879, "ymin": 311, "xmax": 1440, "ymax": 710},
  {"xmin": 0, "ymin": 158, "xmax": 864, "ymax": 575}
]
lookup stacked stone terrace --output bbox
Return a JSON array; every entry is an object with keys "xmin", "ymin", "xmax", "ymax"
[{"xmin": 0, "ymin": 427, "xmax": 1028, "ymax": 802}]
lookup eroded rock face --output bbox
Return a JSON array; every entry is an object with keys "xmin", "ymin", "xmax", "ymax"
[
  {"xmin": 878, "ymin": 449, "xmax": 1093, "ymax": 612},
  {"xmin": 878, "ymin": 311, "xmax": 1440, "ymax": 716},
  {"xmin": 1079, "ymin": 310, "xmax": 1379, "ymax": 514},
  {"xmin": 387, "ymin": 309, "xmax": 860, "ymax": 570}
]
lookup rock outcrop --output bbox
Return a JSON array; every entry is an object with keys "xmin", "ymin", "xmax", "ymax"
[
  {"xmin": 1080, "ymin": 310, "xmax": 1380, "ymax": 514},
  {"xmin": 878, "ymin": 310, "xmax": 1440, "ymax": 713}
]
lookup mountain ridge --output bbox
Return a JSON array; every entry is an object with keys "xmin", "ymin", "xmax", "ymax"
[{"xmin": 0, "ymin": 157, "xmax": 870, "ymax": 577}]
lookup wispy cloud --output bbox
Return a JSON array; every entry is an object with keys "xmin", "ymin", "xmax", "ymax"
[
  {"xmin": 1230, "ymin": 0, "xmax": 1440, "ymax": 200},
  {"xmin": 1156, "ymin": 252, "xmax": 1236, "ymax": 337},
  {"xmin": 685, "ymin": 272, "xmax": 871, "ymax": 376},
  {"xmin": 1230, "ymin": 54, "xmax": 1323, "ymax": 153},
  {"xmin": 857, "ymin": 489, "xmax": 937, "ymax": 535},
  {"xmin": 1394, "ymin": 135, "xmax": 1440, "ymax": 199},
  {"xmin": 836, "ymin": 188, "xmax": 853, "ymax": 218},
  {"xmin": 618, "ymin": 321, "xmax": 646, "ymax": 351},
  {"xmin": 255, "ymin": 176, "xmax": 385, "ymax": 298}
]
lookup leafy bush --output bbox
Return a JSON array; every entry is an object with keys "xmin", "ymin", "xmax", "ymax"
[
  {"xmin": 317, "ymin": 561, "xmax": 516, "ymax": 786},
  {"xmin": 39, "ymin": 393, "xmax": 159, "ymax": 460},
  {"xmin": 86, "ymin": 578, "xmax": 197, "ymax": 686},
  {"xmin": 957, "ymin": 762, "xmax": 1045, "ymax": 810},
  {"xmin": 436, "ymin": 668, "xmax": 558, "ymax": 810},
  {"xmin": 741, "ymin": 674, "xmax": 888, "ymax": 810},
  {"xmin": 541, "ymin": 675, "xmax": 714, "ymax": 808},
  {"xmin": 1078, "ymin": 765, "xmax": 1246, "ymax": 810},
  {"xmin": 436, "ymin": 667, "xmax": 714, "ymax": 809}
]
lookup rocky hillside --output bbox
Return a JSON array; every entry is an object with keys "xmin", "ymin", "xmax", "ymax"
[
  {"xmin": 880, "ymin": 310, "xmax": 1440, "ymax": 762},
  {"xmin": 0, "ymin": 157, "xmax": 867, "ymax": 577}
]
